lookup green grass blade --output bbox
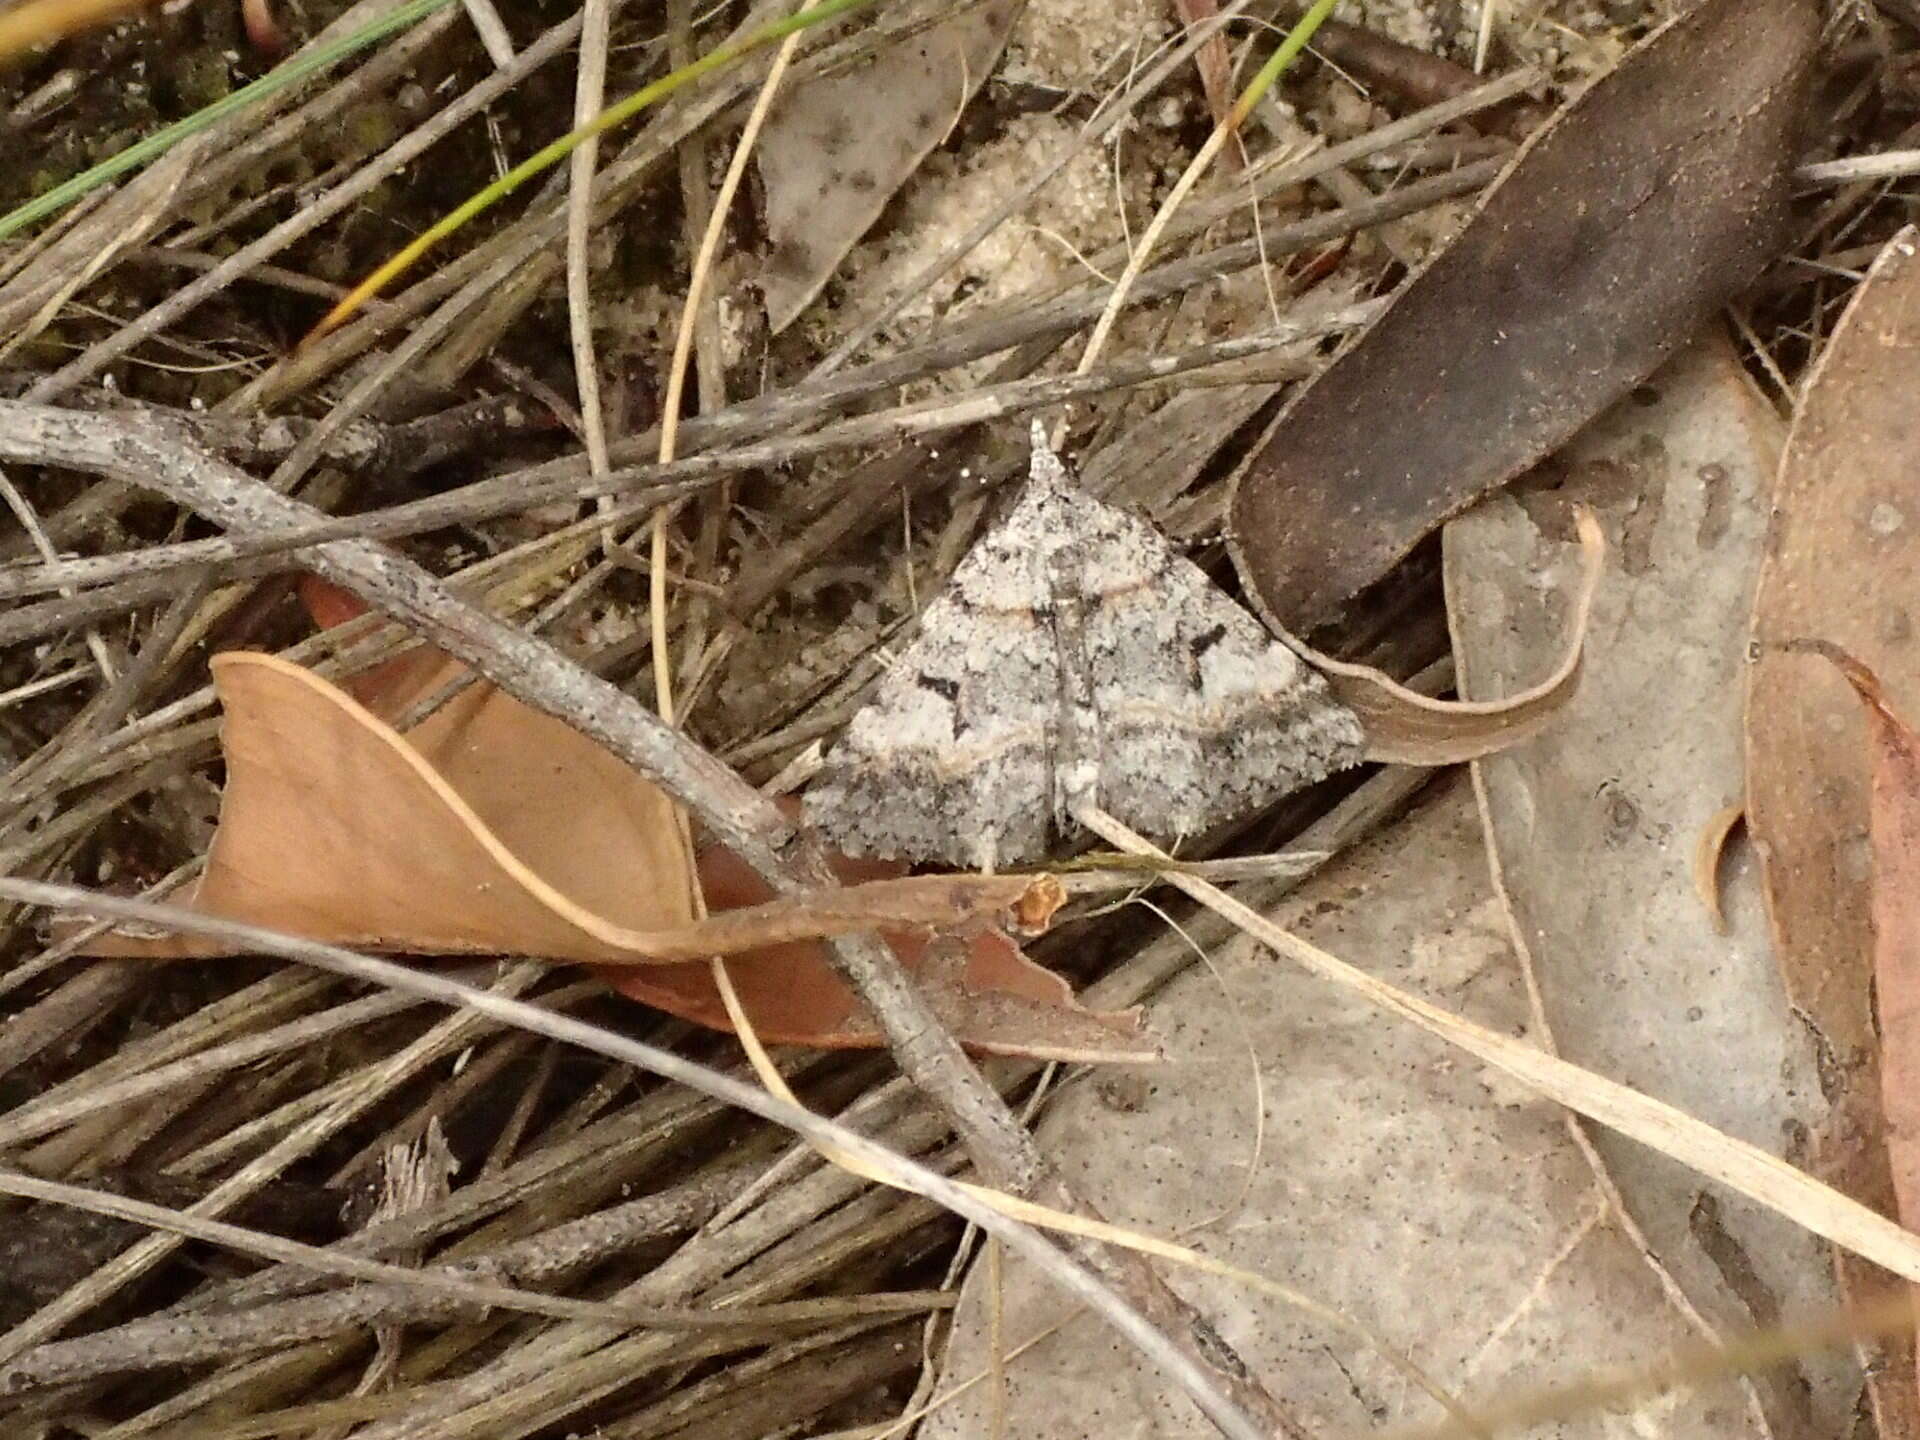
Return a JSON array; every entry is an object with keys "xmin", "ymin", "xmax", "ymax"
[{"xmin": 0, "ymin": 0, "xmax": 457, "ymax": 246}]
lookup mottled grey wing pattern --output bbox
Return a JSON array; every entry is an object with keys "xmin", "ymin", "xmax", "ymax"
[
  {"xmin": 804, "ymin": 428, "xmax": 1365, "ymax": 867},
  {"xmin": 1074, "ymin": 505, "xmax": 1365, "ymax": 838},
  {"xmin": 804, "ymin": 473, "xmax": 1071, "ymax": 869}
]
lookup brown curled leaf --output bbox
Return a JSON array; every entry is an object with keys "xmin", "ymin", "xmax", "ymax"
[
  {"xmin": 1809, "ymin": 645, "xmax": 1920, "ymax": 1421},
  {"xmin": 1692, "ymin": 803, "xmax": 1745, "ymax": 938},
  {"xmin": 1303, "ymin": 506, "xmax": 1603, "ymax": 765},
  {"xmin": 1227, "ymin": 0, "xmax": 1817, "ymax": 635},
  {"xmin": 1748, "ymin": 230, "xmax": 1920, "ymax": 1438},
  {"xmin": 73, "ymin": 639, "xmax": 1143, "ymax": 1057}
]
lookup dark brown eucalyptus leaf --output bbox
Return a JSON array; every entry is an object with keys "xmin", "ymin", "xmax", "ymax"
[{"xmin": 1228, "ymin": 0, "xmax": 1817, "ymax": 635}]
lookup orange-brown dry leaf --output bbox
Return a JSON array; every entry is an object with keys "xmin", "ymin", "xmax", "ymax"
[
  {"xmin": 1819, "ymin": 650, "xmax": 1920, "ymax": 1238},
  {"xmin": 667, "ymin": 835, "xmax": 1145, "ymax": 1060},
  {"xmin": 0, "ymin": 0, "xmax": 151, "ymax": 63},
  {"xmin": 1748, "ymin": 228, "xmax": 1920, "ymax": 1437},
  {"xmin": 1817, "ymin": 649, "xmax": 1920, "ymax": 1402},
  {"xmin": 84, "ymin": 650, "xmax": 701, "ymax": 963},
  {"xmin": 79, "ymin": 613, "xmax": 1146, "ymax": 1057},
  {"xmin": 1861, "ymin": 678, "xmax": 1920, "ymax": 1314}
]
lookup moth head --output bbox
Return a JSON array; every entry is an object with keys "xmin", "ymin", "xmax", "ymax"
[{"xmin": 1027, "ymin": 418, "xmax": 1071, "ymax": 492}]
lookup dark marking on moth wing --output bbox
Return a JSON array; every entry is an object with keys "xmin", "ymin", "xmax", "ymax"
[
  {"xmin": 1185, "ymin": 621, "xmax": 1228, "ymax": 688},
  {"xmin": 916, "ymin": 672, "xmax": 966, "ymax": 738}
]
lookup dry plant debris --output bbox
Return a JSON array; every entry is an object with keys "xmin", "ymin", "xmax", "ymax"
[
  {"xmin": 70, "ymin": 620, "xmax": 1145, "ymax": 1058},
  {"xmin": 1230, "ymin": 0, "xmax": 1818, "ymax": 634},
  {"xmin": 1819, "ymin": 649, "xmax": 1920, "ymax": 1432},
  {"xmin": 1748, "ymin": 224, "xmax": 1920, "ymax": 1439},
  {"xmin": 6, "ymin": 0, "xmax": 1920, "ymax": 1435},
  {"xmin": 756, "ymin": 0, "xmax": 1022, "ymax": 331},
  {"xmin": 1446, "ymin": 336, "xmax": 1857, "ymax": 1436}
]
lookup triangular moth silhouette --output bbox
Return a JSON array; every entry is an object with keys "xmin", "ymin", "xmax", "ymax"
[{"xmin": 805, "ymin": 424, "xmax": 1366, "ymax": 869}]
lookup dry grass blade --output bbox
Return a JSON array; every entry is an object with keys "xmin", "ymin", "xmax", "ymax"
[
  {"xmin": 0, "ymin": 877, "xmax": 1272, "ymax": 1440},
  {"xmin": 1074, "ymin": 806, "xmax": 1920, "ymax": 1290},
  {"xmin": 1371, "ymin": 1293, "xmax": 1919, "ymax": 1440},
  {"xmin": 4, "ymin": 6, "xmax": 1890, "ymax": 1433}
]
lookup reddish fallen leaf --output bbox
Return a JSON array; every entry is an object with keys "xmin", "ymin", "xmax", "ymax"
[
  {"xmin": 1748, "ymin": 228, "xmax": 1920, "ymax": 1438},
  {"xmin": 671, "ymin": 830, "xmax": 1139, "ymax": 1060},
  {"xmin": 1813, "ymin": 646, "xmax": 1920, "ymax": 1407},
  {"xmin": 81, "ymin": 580, "xmax": 1149, "ymax": 1060}
]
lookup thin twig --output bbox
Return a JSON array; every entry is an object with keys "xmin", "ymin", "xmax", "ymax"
[
  {"xmin": 0, "ymin": 397, "xmax": 1092, "ymax": 1367},
  {"xmin": 566, "ymin": 0, "xmax": 617, "ymax": 548},
  {"xmin": 0, "ymin": 990, "xmax": 419, "ymax": 1150},
  {"xmin": 0, "ymin": 308, "xmax": 1385, "ymax": 615},
  {"xmin": 0, "ymin": 579, "xmax": 211, "ymax": 835},
  {"xmin": 0, "ymin": 877, "xmax": 1269, "ymax": 1440},
  {"xmin": 0, "ymin": 1167, "xmax": 848, "ymax": 1348},
  {"xmin": 0, "ymin": 466, "xmax": 116, "ymax": 682},
  {"xmin": 0, "ymin": 1171, "xmax": 954, "ymax": 1393},
  {"xmin": 459, "ymin": 0, "xmax": 515, "ymax": 65},
  {"xmin": 1796, "ymin": 149, "xmax": 1920, "ymax": 185}
]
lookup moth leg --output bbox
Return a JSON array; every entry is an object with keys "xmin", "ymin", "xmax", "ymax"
[{"xmin": 1045, "ymin": 542, "xmax": 1102, "ymax": 831}]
